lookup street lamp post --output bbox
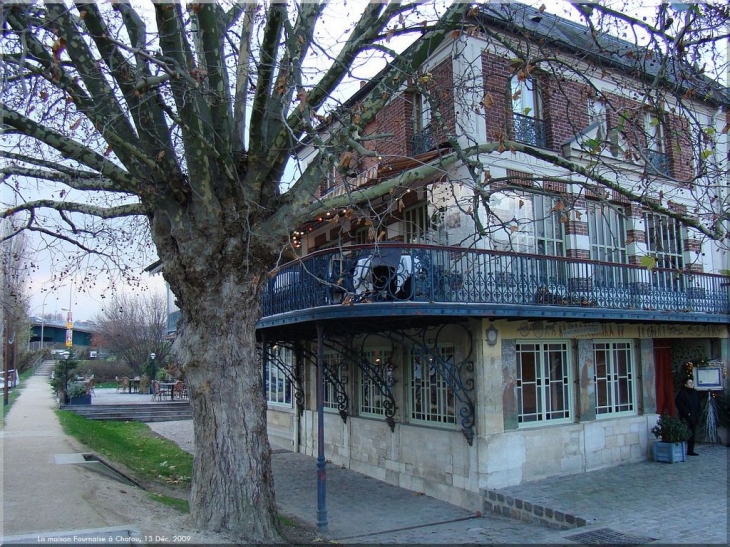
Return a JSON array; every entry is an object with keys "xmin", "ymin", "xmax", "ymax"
[{"xmin": 150, "ymin": 352, "xmax": 157, "ymax": 387}]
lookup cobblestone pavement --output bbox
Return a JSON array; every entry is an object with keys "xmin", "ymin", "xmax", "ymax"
[{"xmin": 149, "ymin": 419, "xmax": 728, "ymax": 545}]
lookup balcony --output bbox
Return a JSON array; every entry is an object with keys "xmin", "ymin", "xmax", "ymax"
[
  {"xmin": 259, "ymin": 245, "xmax": 730, "ymax": 329},
  {"xmin": 512, "ymin": 113, "xmax": 547, "ymax": 148},
  {"xmin": 411, "ymin": 128, "xmax": 435, "ymax": 155},
  {"xmin": 645, "ymin": 149, "xmax": 671, "ymax": 177}
]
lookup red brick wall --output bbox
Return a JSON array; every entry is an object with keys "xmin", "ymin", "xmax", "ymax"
[{"xmin": 481, "ymin": 52, "xmax": 510, "ymax": 143}]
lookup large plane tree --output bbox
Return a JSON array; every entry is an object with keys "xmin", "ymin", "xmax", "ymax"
[{"xmin": 1, "ymin": 1, "xmax": 727, "ymax": 542}]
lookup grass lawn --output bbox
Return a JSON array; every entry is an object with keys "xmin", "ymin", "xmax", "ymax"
[{"xmin": 56, "ymin": 411, "xmax": 193, "ymax": 511}]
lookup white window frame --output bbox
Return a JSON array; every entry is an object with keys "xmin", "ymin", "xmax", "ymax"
[
  {"xmin": 644, "ymin": 112, "xmax": 665, "ymax": 154},
  {"xmin": 265, "ymin": 346, "xmax": 293, "ymax": 407},
  {"xmin": 403, "ymin": 202, "xmax": 430, "ymax": 244},
  {"xmin": 409, "ymin": 344, "xmax": 456, "ymax": 426},
  {"xmin": 587, "ymin": 99, "xmax": 607, "ymax": 139},
  {"xmin": 644, "ymin": 211, "xmax": 683, "ymax": 269},
  {"xmin": 593, "ymin": 340, "xmax": 636, "ymax": 416},
  {"xmin": 588, "ymin": 202, "xmax": 627, "ymax": 287},
  {"xmin": 511, "ymin": 76, "xmax": 542, "ymax": 118},
  {"xmin": 490, "ymin": 191, "xmax": 565, "ymax": 257},
  {"xmin": 516, "ymin": 341, "xmax": 573, "ymax": 426},
  {"xmin": 359, "ymin": 348, "xmax": 393, "ymax": 417},
  {"xmin": 323, "ymin": 351, "xmax": 345, "ymax": 411}
]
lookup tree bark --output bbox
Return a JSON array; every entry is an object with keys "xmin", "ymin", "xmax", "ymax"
[{"xmin": 172, "ymin": 275, "xmax": 282, "ymax": 541}]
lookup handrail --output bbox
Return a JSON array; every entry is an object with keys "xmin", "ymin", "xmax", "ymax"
[{"xmin": 261, "ymin": 244, "xmax": 730, "ymax": 318}]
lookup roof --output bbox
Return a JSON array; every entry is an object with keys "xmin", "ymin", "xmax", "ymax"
[{"xmin": 475, "ymin": 3, "xmax": 729, "ymax": 107}]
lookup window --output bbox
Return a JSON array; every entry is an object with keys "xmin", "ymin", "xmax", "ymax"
[
  {"xmin": 516, "ymin": 342, "xmax": 572, "ymax": 425},
  {"xmin": 594, "ymin": 341, "xmax": 635, "ymax": 415},
  {"xmin": 511, "ymin": 76, "xmax": 546, "ymax": 147},
  {"xmin": 644, "ymin": 211, "xmax": 683, "ymax": 290},
  {"xmin": 587, "ymin": 99, "xmax": 607, "ymax": 139},
  {"xmin": 644, "ymin": 212, "xmax": 683, "ymax": 270},
  {"xmin": 412, "ymin": 93, "xmax": 433, "ymax": 154},
  {"xmin": 588, "ymin": 202, "xmax": 627, "ymax": 287},
  {"xmin": 359, "ymin": 348, "xmax": 392, "ymax": 416},
  {"xmin": 403, "ymin": 202, "xmax": 430, "ymax": 243},
  {"xmin": 534, "ymin": 194, "xmax": 565, "ymax": 257},
  {"xmin": 265, "ymin": 346, "xmax": 292, "ymax": 406},
  {"xmin": 644, "ymin": 112, "xmax": 670, "ymax": 176},
  {"xmin": 410, "ymin": 345, "xmax": 456, "ymax": 425},
  {"xmin": 490, "ymin": 190, "xmax": 565, "ymax": 285},
  {"xmin": 319, "ymin": 164, "xmax": 337, "ymax": 196},
  {"xmin": 323, "ymin": 351, "xmax": 346, "ymax": 410}
]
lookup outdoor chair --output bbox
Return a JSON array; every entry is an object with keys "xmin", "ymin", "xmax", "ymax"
[
  {"xmin": 115, "ymin": 376, "xmax": 124, "ymax": 392},
  {"xmin": 151, "ymin": 380, "xmax": 163, "ymax": 401},
  {"xmin": 87, "ymin": 378, "xmax": 95, "ymax": 395},
  {"xmin": 172, "ymin": 380, "xmax": 184, "ymax": 400},
  {"xmin": 122, "ymin": 376, "xmax": 130, "ymax": 393}
]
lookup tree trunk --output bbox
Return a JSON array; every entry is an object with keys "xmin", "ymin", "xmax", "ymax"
[{"xmin": 173, "ymin": 276, "xmax": 282, "ymax": 542}]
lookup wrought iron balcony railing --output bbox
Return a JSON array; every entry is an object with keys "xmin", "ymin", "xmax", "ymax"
[
  {"xmin": 411, "ymin": 128, "xmax": 435, "ymax": 155},
  {"xmin": 261, "ymin": 244, "xmax": 730, "ymax": 319},
  {"xmin": 512, "ymin": 113, "xmax": 547, "ymax": 147},
  {"xmin": 645, "ymin": 149, "xmax": 671, "ymax": 177}
]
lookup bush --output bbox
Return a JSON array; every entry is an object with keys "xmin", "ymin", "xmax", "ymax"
[
  {"xmin": 651, "ymin": 413, "xmax": 691, "ymax": 443},
  {"xmin": 67, "ymin": 381, "xmax": 89, "ymax": 398},
  {"xmin": 50, "ymin": 359, "xmax": 79, "ymax": 395}
]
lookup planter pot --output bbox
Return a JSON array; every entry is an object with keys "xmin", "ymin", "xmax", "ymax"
[
  {"xmin": 653, "ymin": 441, "xmax": 686, "ymax": 463},
  {"xmin": 68, "ymin": 394, "xmax": 92, "ymax": 405}
]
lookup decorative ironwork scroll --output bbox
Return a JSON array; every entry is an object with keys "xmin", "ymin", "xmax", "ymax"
[
  {"xmin": 323, "ymin": 335, "xmax": 398, "ymax": 431},
  {"xmin": 299, "ymin": 345, "xmax": 350, "ymax": 423},
  {"xmin": 385, "ymin": 324, "xmax": 476, "ymax": 445},
  {"xmin": 264, "ymin": 342, "xmax": 305, "ymax": 415}
]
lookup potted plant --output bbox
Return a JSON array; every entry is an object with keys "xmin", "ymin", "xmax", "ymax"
[
  {"xmin": 67, "ymin": 381, "xmax": 91, "ymax": 405},
  {"xmin": 651, "ymin": 413, "xmax": 691, "ymax": 463}
]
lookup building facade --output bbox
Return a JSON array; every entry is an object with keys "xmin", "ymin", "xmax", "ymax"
[{"xmin": 171, "ymin": 4, "xmax": 730, "ymax": 510}]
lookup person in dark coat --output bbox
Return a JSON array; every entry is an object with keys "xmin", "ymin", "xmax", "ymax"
[{"xmin": 675, "ymin": 378, "xmax": 701, "ymax": 456}]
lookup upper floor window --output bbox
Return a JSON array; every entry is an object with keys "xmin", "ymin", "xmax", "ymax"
[
  {"xmin": 353, "ymin": 226, "xmax": 370, "ymax": 245},
  {"xmin": 412, "ymin": 93, "xmax": 434, "ymax": 154},
  {"xmin": 403, "ymin": 202, "xmax": 430, "ymax": 244},
  {"xmin": 511, "ymin": 76, "xmax": 546, "ymax": 147},
  {"xmin": 588, "ymin": 202, "xmax": 627, "ymax": 287},
  {"xmin": 516, "ymin": 341, "xmax": 572, "ymax": 425},
  {"xmin": 318, "ymin": 164, "xmax": 337, "ymax": 196},
  {"xmin": 587, "ymin": 99, "xmax": 607, "ymax": 140},
  {"xmin": 644, "ymin": 212, "xmax": 683, "ymax": 270},
  {"xmin": 594, "ymin": 341, "xmax": 636, "ymax": 416},
  {"xmin": 644, "ymin": 211, "xmax": 684, "ymax": 290},
  {"xmin": 588, "ymin": 202, "xmax": 626, "ymax": 263},
  {"xmin": 644, "ymin": 112, "xmax": 670, "ymax": 176},
  {"xmin": 490, "ymin": 191, "xmax": 565, "ymax": 258}
]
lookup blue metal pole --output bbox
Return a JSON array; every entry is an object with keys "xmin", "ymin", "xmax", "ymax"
[{"xmin": 316, "ymin": 322, "xmax": 328, "ymax": 530}]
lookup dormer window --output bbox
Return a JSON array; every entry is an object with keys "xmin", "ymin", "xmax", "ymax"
[
  {"xmin": 587, "ymin": 99, "xmax": 607, "ymax": 140},
  {"xmin": 511, "ymin": 76, "xmax": 546, "ymax": 147},
  {"xmin": 412, "ymin": 93, "xmax": 434, "ymax": 155},
  {"xmin": 644, "ymin": 112, "xmax": 670, "ymax": 176}
]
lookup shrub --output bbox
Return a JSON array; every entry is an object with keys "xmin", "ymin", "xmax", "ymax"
[
  {"xmin": 651, "ymin": 413, "xmax": 691, "ymax": 443},
  {"xmin": 67, "ymin": 381, "xmax": 89, "ymax": 398}
]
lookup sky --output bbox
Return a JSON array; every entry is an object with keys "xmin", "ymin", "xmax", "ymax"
[{"xmin": 27, "ymin": 267, "xmax": 167, "ymax": 323}]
